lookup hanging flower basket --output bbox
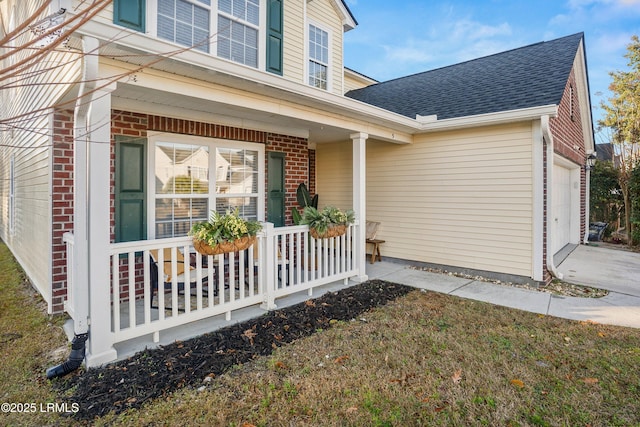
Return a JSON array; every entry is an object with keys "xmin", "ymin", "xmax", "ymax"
[
  {"xmin": 309, "ymin": 224, "xmax": 347, "ymax": 239},
  {"xmin": 302, "ymin": 206, "xmax": 354, "ymax": 240},
  {"xmin": 189, "ymin": 209, "xmax": 261, "ymax": 256},
  {"xmin": 193, "ymin": 235, "xmax": 257, "ymax": 256}
]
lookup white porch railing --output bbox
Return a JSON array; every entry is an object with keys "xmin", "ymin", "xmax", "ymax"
[{"xmin": 64, "ymin": 222, "xmax": 359, "ymax": 364}]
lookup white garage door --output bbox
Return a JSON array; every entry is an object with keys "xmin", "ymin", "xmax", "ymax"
[{"xmin": 552, "ymin": 165, "xmax": 572, "ymax": 254}]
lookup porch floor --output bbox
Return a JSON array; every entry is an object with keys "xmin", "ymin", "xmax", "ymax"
[{"xmin": 65, "ymin": 261, "xmax": 402, "ymax": 364}]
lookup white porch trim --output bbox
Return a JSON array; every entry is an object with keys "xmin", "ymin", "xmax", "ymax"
[
  {"xmin": 73, "ymin": 35, "xmax": 117, "ymax": 366},
  {"xmin": 532, "ymin": 121, "xmax": 544, "ymax": 282},
  {"xmin": 351, "ymin": 132, "xmax": 368, "ymax": 283}
]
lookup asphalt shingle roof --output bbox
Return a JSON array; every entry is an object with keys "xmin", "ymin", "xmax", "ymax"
[{"xmin": 346, "ymin": 33, "xmax": 584, "ymax": 120}]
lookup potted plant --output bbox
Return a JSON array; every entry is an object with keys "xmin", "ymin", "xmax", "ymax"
[
  {"xmin": 189, "ymin": 209, "xmax": 262, "ymax": 255},
  {"xmin": 301, "ymin": 206, "xmax": 355, "ymax": 239},
  {"xmin": 291, "ymin": 182, "xmax": 318, "ymax": 225}
]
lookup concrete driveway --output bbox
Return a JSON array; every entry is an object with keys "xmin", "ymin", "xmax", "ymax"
[{"xmin": 557, "ymin": 244, "xmax": 640, "ymax": 297}]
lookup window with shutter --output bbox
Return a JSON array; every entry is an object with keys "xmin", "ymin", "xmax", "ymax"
[
  {"xmin": 113, "ymin": 0, "xmax": 146, "ymax": 32},
  {"xmin": 266, "ymin": 0, "xmax": 283, "ymax": 75}
]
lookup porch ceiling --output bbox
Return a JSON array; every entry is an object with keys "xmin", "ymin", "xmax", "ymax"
[{"xmin": 112, "ymin": 83, "xmax": 354, "ymax": 145}]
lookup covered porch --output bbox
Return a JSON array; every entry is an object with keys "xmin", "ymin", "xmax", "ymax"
[
  {"xmin": 64, "ymin": 221, "xmax": 364, "ymax": 366},
  {"xmin": 61, "ymin": 36, "xmax": 416, "ymax": 367}
]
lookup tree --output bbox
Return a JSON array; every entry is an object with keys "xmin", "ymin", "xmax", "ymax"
[
  {"xmin": 599, "ymin": 35, "xmax": 640, "ymax": 246},
  {"xmin": 590, "ymin": 159, "xmax": 622, "ymax": 233},
  {"xmin": 630, "ymin": 165, "xmax": 640, "ymax": 244}
]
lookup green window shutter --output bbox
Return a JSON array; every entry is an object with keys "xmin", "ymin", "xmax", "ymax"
[
  {"xmin": 267, "ymin": 152, "xmax": 286, "ymax": 227},
  {"xmin": 266, "ymin": 0, "xmax": 283, "ymax": 75},
  {"xmin": 114, "ymin": 0, "xmax": 145, "ymax": 32},
  {"xmin": 115, "ymin": 136, "xmax": 147, "ymax": 243}
]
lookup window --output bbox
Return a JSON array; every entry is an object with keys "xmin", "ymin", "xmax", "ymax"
[
  {"xmin": 308, "ymin": 24, "xmax": 329, "ymax": 89},
  {"xmin": 151, "ymin": 136, "xmax": 263, "ymax": 239},
  {"xmin": 155, "ymin": 0, "xmax": 259, "ymax": 65},
  {"xmin": 154, "ymin": 142, "xmax": 210, "ymax": 238},
  {"xmin": 217, "ymin": 0, "xmax": 260, "ymax": 67},
  {"xmin": 157, "ymin": 0, "xmax": 211, "ymax": 53},
  {"xmin": 215, "ymin": 147, "xmax": 260, "ymax": 219}
]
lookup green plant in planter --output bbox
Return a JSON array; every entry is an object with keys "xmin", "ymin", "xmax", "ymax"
[
  {"xmin": 292, "ymin": 183, "xmax": 318, "ymax": 225},
  {"xmin": 301, "ymin": 206, "xmax": 355, "ymax": 238},
  {"xmin": 189, "ymin": 209, "xmax": 262, "ymax": 247}
]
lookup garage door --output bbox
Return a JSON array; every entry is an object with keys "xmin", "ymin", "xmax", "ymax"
[{"xmin": 552, "ymin": 165, "xmax": 572, "ymax": 254}]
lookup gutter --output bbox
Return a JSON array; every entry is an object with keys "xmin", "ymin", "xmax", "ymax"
[
  {"xmin": 47, "ymin": 36, "xmax": 98, "ymax": 379},
  {"xmin": 541, "ymin": 115, "xmax": 563, "ymax": 280}
]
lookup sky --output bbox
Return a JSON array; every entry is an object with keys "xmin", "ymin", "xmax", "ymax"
[{"xmin": 342, "ymin": 0, "xmax": 640, "ymax": 140}]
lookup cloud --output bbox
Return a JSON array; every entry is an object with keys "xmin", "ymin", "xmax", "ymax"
[
  {"xmin": 349, "ymin": 15, "xmax": 520, "ymax": 81},
  {"xmin": 451, "ymin": 20, "xmax": 512, "ymax": 41}
]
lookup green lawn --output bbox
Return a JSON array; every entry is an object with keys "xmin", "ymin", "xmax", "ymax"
[{"xmin": 2, "ymin": 241, "xmax": 639, "ymax": 426}]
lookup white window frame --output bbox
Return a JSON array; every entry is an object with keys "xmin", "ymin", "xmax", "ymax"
[
  {"xmin": 147, "ymin": 0, "xmax": 266, "ymax": 70},
  {"xmin": 147, "ymin": 132, "xmax": 265, "ymax": 239},
  {"xmin": 306, "ymin": 20, "xmax": 332, "ymax": 91}
]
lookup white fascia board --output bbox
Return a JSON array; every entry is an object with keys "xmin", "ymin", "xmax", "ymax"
[
  {"xmin": 331, "ymin": 0, "xmax": 357, "ymax": 31},
  {"xmin": 418, "ymin": 104, "xmax": 559, "ymax": 132},
  {"xmin": 574, "ymin": 41, "xmax": 595, "ymax": 152},
  {"xmin": 74, "ymin": 20, "xmax": 418, "ymax": 138}
]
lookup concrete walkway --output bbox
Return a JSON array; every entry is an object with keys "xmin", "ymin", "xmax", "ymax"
[{"xmin": 367, "ymin": 246, "xmax": 640, "ymax": 329}]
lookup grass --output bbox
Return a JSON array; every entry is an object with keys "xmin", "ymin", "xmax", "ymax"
[
  {"xmin": 0, "ymin": 242, "xmax": 68, "ymax": 427},
  {"xmin": 2, "ymin": 241, "xmax": 640, "ymax": 426}
]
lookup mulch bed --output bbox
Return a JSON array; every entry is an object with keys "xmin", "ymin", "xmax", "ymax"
[{"xmin": 54, "ymin": 280, "xmax": 413, "ymax": 421}]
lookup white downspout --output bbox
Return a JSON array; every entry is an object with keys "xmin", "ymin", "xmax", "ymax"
[
  {"xmin": 47, "ymin": 36, "xmax": 98, "ymax": 378},
  {"xmin": 72, "ymin": 36, "xmax": 98, "ymax": 335},
  {"xmin": 541, "ymin": 115, "xmax": 563, "ymax": 280}
]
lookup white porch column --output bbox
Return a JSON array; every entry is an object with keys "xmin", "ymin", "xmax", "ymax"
[
  {"xmin": 351, "ymin": 132, "xmax": 369, "ymax": 282},
  {"xmin": 85, "ymin": 82, "xmax": 118, "ymax": 367}
]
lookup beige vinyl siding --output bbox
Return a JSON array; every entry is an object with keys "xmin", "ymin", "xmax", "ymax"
[
  {"xmin": 0, "ymin": 0, "xmax": 82, "ymax": 309},
  {"xmin": 316, "ymin": 123, "xmax": 535, "ymax": 278},
  {"xmin": 307, "ymin": 0, "xmax": 344, "ymax": 95},
  {"xmin": 344, "ymin": 71, "xmax": 375, "ymax": 93},
  {"xmin": 316, "ymin": 141, "xmax": 353, "ymax": 210},
  {"xmin": 282, "ymin": 0, "xmax": 305, "ymax": 83}
]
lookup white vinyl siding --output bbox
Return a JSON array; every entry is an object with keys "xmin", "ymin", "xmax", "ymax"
[
  {"xmin": 0, "ymin": 1, "xmax": 82, "ymax": 311},
  {"xmin": 317, "ymin": 123, "xmax": 535, "ymax": 278}
]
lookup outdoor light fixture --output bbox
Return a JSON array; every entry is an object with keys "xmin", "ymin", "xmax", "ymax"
[
  {"xmin": 29, "ymin": 8, "xmax": 67, "ymax": 48},
  {"xmin": 585, "ymin": 152, "xmax": 597, "ymax": 170}
]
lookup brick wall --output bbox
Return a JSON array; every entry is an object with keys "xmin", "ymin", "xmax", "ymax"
[
  {"xmin": 51, "ymin": 109, "xmax": 75, "ymax": 313},
  {"xmin": 50, "ymin": 110, "xmax": 310, "ymax": 312},
  {"xmin": 546, "ymin": 67, "xmax": 588, "ymax": 281},
  {"xmin": 266, "ymin": 134, "xmax": 310, "ymax": 225}
]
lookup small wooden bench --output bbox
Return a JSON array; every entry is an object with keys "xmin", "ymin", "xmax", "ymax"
[{"xmin": 366, "ymin": 238, "xmax": 385, "ymax": 264}]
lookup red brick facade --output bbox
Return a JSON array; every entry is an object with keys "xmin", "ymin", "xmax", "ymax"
[
  {"xmin": 49, "ymin": 110, "xmax": 312, "ymax": 313},
  {"xmin": 51, "ymin": 110, "xmax": 75, "ymax": 312},
  {"xmin": 545, "ymin": 67, "xmax": 588, "ymax": 283}
]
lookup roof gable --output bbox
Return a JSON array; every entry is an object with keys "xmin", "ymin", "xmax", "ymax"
[{"xmin": 346, "ymin": 33, "xmax": 584, "ymax": 120}]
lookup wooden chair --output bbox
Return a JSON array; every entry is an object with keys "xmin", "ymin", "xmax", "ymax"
[
  {"xmin": 365, "ymin": 221, "xmax": 385, "ymax": 264},
  {"xmin": 248, "ymin": 242, "xmax": 289, "ymax": 285},
  {"xmin": 149, "ymin": 248, "xmax": 210, "ymax": 311}
]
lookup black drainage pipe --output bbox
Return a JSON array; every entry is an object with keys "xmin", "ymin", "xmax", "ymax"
[{"xmin": 46, "ymin": 333, "xmax": 88, "ymax": 379}]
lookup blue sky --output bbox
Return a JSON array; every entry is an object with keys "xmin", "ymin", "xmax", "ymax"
[{"xmin": 343, "ymin": 0, "xmax": 640, "ymax": 137}]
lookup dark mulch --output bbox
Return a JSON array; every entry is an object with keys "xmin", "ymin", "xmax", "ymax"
[{"xmin": 54, "ymin": 280, "xmax": 413, "ymax": 421}]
